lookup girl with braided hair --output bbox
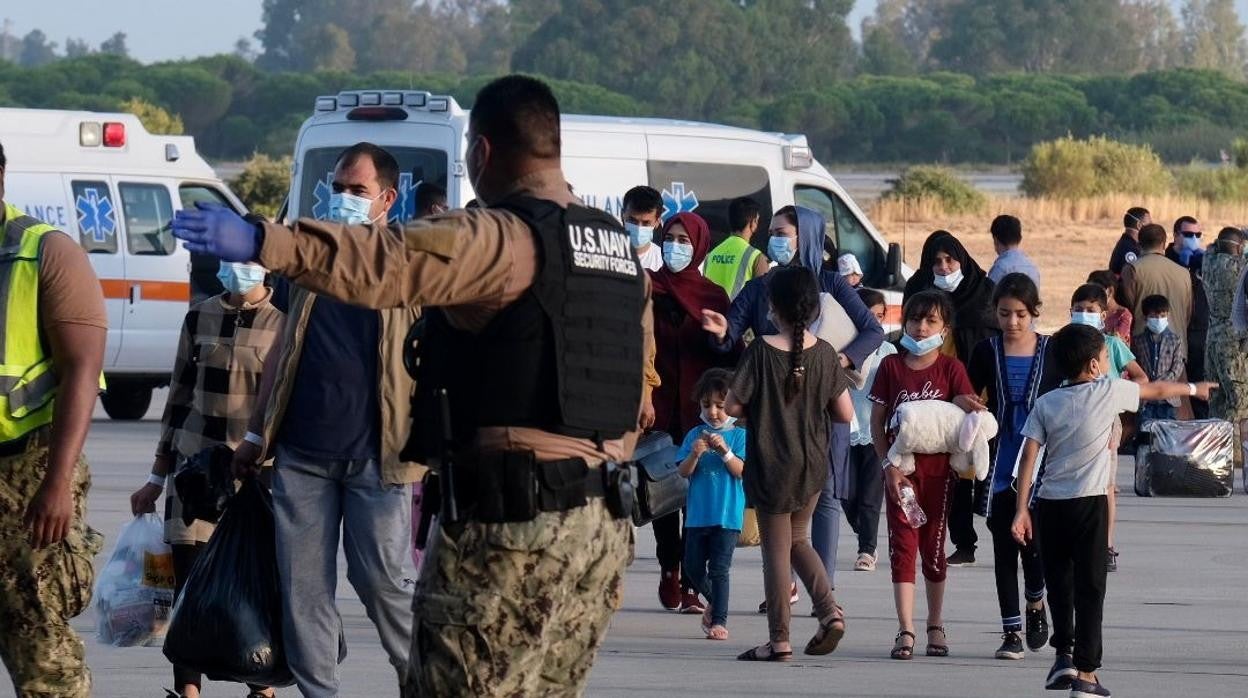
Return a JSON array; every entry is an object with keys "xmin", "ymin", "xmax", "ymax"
[{"xmin": 725, "ymin": 265, "xmax": 854, "ymax": 662}]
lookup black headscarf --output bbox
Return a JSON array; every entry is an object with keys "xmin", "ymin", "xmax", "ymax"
[{"xmin": 903, "ymin": 230, "xmax": 997, "ymax": 363}]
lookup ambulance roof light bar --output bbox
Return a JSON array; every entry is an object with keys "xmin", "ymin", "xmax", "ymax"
[
  {"xmin": 79, "ymin": 121, "xmax": 126, "ymax": 148},
  {"xmin": 313, "ymin": 90, "xmax": 453, "ymax": 114}
]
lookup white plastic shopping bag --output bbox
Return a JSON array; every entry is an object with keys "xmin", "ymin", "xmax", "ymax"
[{"xmin": 94, "ymin": 513, "xmax": 175, "ymax": 647}]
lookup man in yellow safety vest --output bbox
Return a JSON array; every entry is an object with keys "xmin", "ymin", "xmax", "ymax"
[
  {"xmin": 0, "ymin": 139, "xmax": 108, "ymax": 698},
  {"xmin": 704, "ymin": 197, "xmax": 769, "ymax": 299}
]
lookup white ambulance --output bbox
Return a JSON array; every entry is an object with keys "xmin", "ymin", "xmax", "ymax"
[
  {"xmin": 287, "ymin": 90, "xmax": 908, "ymax": 321},
  {"xmin": 1, "ymin": 108, "xmax": 246, "ymax": 420}
]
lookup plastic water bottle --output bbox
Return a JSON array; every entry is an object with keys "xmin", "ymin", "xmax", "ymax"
[{"xmin": 899, "ymin": 485, "xmax": 927, "ymax": 528}]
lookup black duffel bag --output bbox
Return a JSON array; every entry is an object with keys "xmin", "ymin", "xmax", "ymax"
[{"xmin": 631, "ymin": 431, "xmax": 687, "ymax": 526}]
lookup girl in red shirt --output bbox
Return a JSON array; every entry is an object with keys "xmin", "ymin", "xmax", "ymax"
[{"xmin": 869, "ymin": 290, "xmax": 983, "ymax": 661}]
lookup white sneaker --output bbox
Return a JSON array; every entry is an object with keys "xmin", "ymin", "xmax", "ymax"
[{"xmin": 854, "ymin": 552, "xmax": 877, "ymax": 572}]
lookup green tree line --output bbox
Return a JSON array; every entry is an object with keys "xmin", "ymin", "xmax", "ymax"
[{"xmin": 3, "ymin": 0, "xmax": 1248, "ymax": 164}]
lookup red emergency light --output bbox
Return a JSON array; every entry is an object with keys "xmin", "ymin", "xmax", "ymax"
[{"xmin": 102, "ymin": 122, "xmax": 126, "ymax": 147}]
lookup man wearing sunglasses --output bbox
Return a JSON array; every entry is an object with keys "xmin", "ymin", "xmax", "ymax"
[{"xmin": 1165, "ymin": 216, "xmax": 1210, "ymax": 418}]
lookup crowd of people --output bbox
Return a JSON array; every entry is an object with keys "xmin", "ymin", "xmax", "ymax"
[
  {"xmin": 633, "ymin": 199, "xmax": 1236, "ymax": 698},
  {"xmin": 3, "ymin": 73, "xmax": 1245, "ymax": 698}
]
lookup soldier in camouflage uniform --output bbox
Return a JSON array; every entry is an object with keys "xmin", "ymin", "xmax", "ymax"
[
  {"xmin": 0, "ymin": 140, "xmax": 108, "ymax": 697},
  {"xmin": 1203, "ymin": 229, "xmax": 1248, "ymax": 425},
  {"xmin": 172, "ymin": 76, "xmax": 656, "ymax": 697}
]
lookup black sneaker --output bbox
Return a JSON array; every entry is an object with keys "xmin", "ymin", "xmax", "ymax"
[
  {"xmin": 994, "ymin": 632, "xmax": 1024, "ymax": 660},
  {"xmin": 946, "ymin": 547, "xmax": 975, "ymax": 566},
  {"xmin": 1026, "ymin": 606, "xmax": 1050, "ymax": 651},
  {"xmin": 1070, "ymin": 677, "xmax": 1111, "ymax": 697},
  {"xmin": 1046, "ymin": 653, "xmax": 1077, "ymax": 690},
  {"xmin": 1107, "ymin": 548, "xmax": 1119, "ymax": 573}
]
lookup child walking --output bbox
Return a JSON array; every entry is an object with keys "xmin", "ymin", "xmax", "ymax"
[
  {"xmin": 726, "ymin": 266, "xmax": 853, "ymax": 661},
  {"xmin": 870, "ymin": 290, "xmax": 984, "ymax": 660},
  {"xmin": 1012, "ymin": 324, "xmax": 1214, "ymax": 698},
  {"xmin": 128, "ymin": 261, "xmax": 282, "ymax": 698},
  {"xmin": 1069, "ymin": 283, "xmax": 1149, "ymax": 572},
  {"xmin": 1131, "ymin": 295, "xmax": 1185, "ymax": 424},
  {"xmin": 1086, "ymin": 270, "xmax": 1132, "ymax": 344},
  {"xmin": 845, "ymin": 288, "xmax": 897, "ymax": 572},
  {"xmin": 967, "ymin": 273, "xmax": 1061, "ymax": 661},
  {"xmin": 678, "ymin": 368, "xmax": 748, "ymax": 641}
]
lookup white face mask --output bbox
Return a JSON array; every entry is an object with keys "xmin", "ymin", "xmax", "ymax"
[
  {"xmin": 328, "ymin": 191, "xmax": 386, "ymax": 225},
  {"xmin": 933, "ymin": 269, "xmax": 963, "ymax": 292},
  {"xmin": 1071, "ymin": 311, "xmax": 1104, "ymax": 331}
]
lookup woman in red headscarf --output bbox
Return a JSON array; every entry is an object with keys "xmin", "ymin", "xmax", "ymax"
[{"xmin": 648, "ymin": 211, "xmax": 739, "ymax": 614}]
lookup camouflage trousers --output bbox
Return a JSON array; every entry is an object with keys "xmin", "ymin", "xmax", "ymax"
[
  {"xmin": 0, "ymin": 437, "xmax": 103, "ymax": 698},
  {"xmin": 1206, "ymin": 327, "xmax": 1248, "ymax": 423},
  {"xmin": 404, "ymin": 498, "xmax": 633, "ymax": 698}
]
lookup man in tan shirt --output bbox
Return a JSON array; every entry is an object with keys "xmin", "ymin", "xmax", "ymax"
[
  {"xmin": 0, "ymin": 139, "xmax": 108, "ymax": 698},
  {"xmin": 174, "ymin": 75, "xmax": 656, "ymax": 696},
  {"xmin": 1122, "ymin": 223, "xmax": 1194, "ymax": 352}
]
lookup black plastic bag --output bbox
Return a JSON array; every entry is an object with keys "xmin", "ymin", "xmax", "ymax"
[
  {"xmin": 174, "ymin": 444, "xmax": 234, "ymax": 525},
  {"xmin": 163, "ymin": 479, "xmax": 294, "ymax": 687}
]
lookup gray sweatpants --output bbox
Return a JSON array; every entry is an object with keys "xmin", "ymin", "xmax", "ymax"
[{"xmin": 272, "ymin": 446, "xmax": 414, "ymax": 697}]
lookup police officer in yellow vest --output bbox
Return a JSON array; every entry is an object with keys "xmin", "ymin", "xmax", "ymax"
[
  {"xmin": 0, "ymin": 140, "xmax": 108, "ymax": 698},
  {"xmin": 704, "ymin": 196, "xmax": 769, "ymax": 300}
]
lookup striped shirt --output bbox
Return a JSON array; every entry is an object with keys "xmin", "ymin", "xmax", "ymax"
[{"xmin": 155, "ymin": 290, "xmax": 283, "ymax": 543}]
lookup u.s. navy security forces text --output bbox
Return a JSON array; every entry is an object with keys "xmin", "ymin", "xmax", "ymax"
[{"xmin": 569, "ymin": 225, "xmax": 639, "ymax": 276}]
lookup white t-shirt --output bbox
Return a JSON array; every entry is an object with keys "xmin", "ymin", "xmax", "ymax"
[
  {"xmin": 1021, "ymin": 378, "xmax": 1140, "ymax": 500},
  {"xmin": 636, "ymin": 244, "xmax": 663, "ymax": 272}
]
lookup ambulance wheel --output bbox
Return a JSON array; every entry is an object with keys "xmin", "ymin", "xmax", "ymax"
[{"xmin": 101, "ymin": 384, "xmax": 153, "ymax": 421}]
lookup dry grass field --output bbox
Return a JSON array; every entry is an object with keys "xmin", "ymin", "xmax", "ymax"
[{"xmin": 868, "ymin": 195, "xmax": 1248, "ymax": 330}]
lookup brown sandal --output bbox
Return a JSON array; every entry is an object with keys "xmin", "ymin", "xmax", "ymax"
[
  {"xmin": 891, "ymin": 630, "xmax": 916, "ymax": 660},
  {"xmin": 926, "ymin": 625, "xmax": 950, "ymax": 657},
  {"xmin": 804, "ymin": 611, "xmax": 846, "ymax": 655}
]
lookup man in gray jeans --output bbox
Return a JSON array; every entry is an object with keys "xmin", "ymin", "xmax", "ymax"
[{"xmin": 232, "ymin": 143, "xmax": 424, "ymax": 696}]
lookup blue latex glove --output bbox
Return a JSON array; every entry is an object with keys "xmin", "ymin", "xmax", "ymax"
[{"xmin": 172, "ymin": 202, "xmax": 260, "ymax": 262}]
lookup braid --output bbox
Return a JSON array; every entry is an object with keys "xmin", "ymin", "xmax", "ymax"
[
  {"xmin": 770, "ymin": 266, "xmax": 819, "ymax": 404},
  {"xmin": 785, "ymin": 318, "xmax": 807, "ymax": 403}
]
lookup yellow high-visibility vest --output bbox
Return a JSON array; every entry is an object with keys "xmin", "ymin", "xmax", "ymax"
[
  {"xmin": 1, "ymin": 203, "xmax": 71, "ymax": 442},
  {"xmin": 704, "ymin": 235, "xmax": 763, "ymax": 300}
]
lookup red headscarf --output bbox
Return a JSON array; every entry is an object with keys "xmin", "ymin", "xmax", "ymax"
[{"xmin": 648, "ymin": 212, "xmax": 730, "ymax": 322}]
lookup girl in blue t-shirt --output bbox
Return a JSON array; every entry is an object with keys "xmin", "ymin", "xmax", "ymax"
[
  {"xmin": 968, "ymin": 273, "xmax": 1062, "ymax": 662},
  {"xmin": 678, "ymin": 368, "xmax": 747, "ymax": 641}
]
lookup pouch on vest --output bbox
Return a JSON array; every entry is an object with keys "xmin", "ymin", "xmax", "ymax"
[
  {"xmin": 473, "ymin": 451, "xmax": 539, "ymax": 523},
  {"xmin": 631, "ymin": 431, "xmax": 688, "ymax": 526}
]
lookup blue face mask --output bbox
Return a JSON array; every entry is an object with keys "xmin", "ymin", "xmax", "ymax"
[
  {"xmin": 1182, "ymin": 235, "xmax": 1202, "ymax": 252},
  {"xmin": 626, "ymin": 222, "xmax": 654, "ymax": 248},
  {"xmin": 663, "ymin": 241, "xmax": 694, "ymax": 272},
  {"xmin": 900, "ymin": 332, "xmax": 944, "ymax": 356},
  {"xmin": 217, "ymin": 262, "xmax": 266, "ymax": 296},
  {"xmin": 328, "ymin": 191, "xmax": 383, "ymax": 225},
  {"xmin": 1071, "ymin": 311, "xmax": 1104, "ymax": 331},
  {"xmin": 1147, "ymin": 316, "xmax": 1169, "ymax": 334},
  {"xmin": 768, "ymin": 235, "xmax": 795, "ymax": 265}
]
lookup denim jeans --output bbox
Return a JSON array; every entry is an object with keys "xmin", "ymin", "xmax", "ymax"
[
  {"xmin": 272, "ymin": 445, "xmax": 414, "ymax": 697},
  {"xmin": 682, "ymin": 526, "xmax": 738, "ymax": 626}
]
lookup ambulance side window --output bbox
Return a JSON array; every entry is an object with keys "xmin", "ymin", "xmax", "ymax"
[
  {"xmin": 69, "ymin": 180, "xmax": 119, "ymax": 254},
  {"xmin": 119, "ymin": 183, "xmax": 176, "ymax": 256},
  {"xmin": 178, "ymin": 185, "xmax": 232, "ymax": 210},
  {"xmin": 794, "ymin": 186, "xmax": 883, "ymax": 287}
]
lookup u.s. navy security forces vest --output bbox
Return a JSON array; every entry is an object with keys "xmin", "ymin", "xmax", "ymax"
[
  {"xmin": 0, "ymin": 203, "xmax": 62, "ymax": 443},
  {"xmin": 403, "ymin": 196, "xmax": 646, "ymax": 461}
]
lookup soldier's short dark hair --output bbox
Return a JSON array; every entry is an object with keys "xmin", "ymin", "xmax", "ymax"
[
  {"xmin": 470, "ymin": 75, "xmax": 561, "ymax": 162},
  {"xmin": 1139, "ymin": 223, "xmax": 1168, "ymax": 250},
  {"xmin": 1125, "ymin": 206, "xmax": 1149, "ymax": 230},
  {"xmin": 335, "ymin": 142, "xmax": 399, "ymax": 192}
]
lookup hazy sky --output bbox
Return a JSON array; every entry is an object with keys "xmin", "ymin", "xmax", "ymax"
[{"xmin": 5, "ymin": 1, "xmax": 1248, "ymax": 63}]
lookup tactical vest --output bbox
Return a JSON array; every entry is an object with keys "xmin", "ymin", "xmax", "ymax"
[
  {"xmin": 0, "ymin": 204, "xmax": 61, "ymax": 443},
  {"xmin": 402, "ymin": 196, "xmax": 646, "ymax": 461},
  {"xmin": 704, "ymin": 235, "xmax": 762, "ymax": 299}
]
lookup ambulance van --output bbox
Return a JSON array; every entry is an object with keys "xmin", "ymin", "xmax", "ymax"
[
  {"xmin": 1, "ymin": 108, "xmax": 246, "ymax": 420},
  {"xmin": 287, "ymin": 89, "xmax": 908, "ymax": 319}
]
